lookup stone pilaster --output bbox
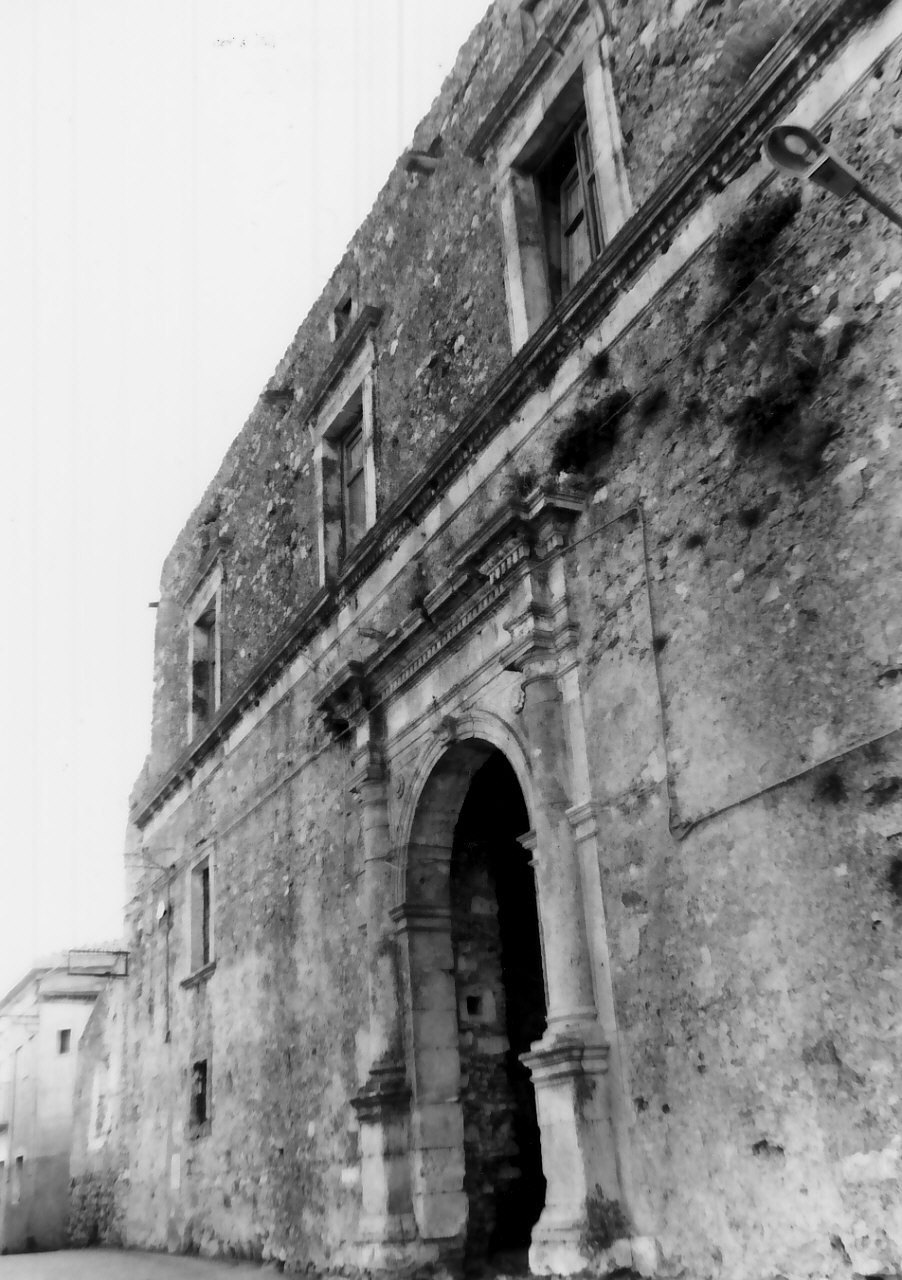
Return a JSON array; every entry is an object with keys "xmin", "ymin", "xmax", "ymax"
[
  {"xmin": 500, "ymin": 487, "xmax": 635, "ymax": 1275},
  {"xmin": 351, "ymin": 738, "xmax": 430, "ymax": 1266},
  {"xmin": 391, "ymin": 903, "xmax": 467, "ymax": 1247},
  {"xmin": 353, "ymin": 740, "xmax": 404, "ymax": 1071},
  {"xmin": 350, "ymin": 1066, "xmax": 425, "ymax": 1267},
  {"xmin": 517, "ymin": 661, "xmax": 599, "ymax": 1033},
  {"xmin": 522, "ymin": 1035, "xmax": 625, "ymax": 1275},
  {"xmin": 315, "ymin": 664, "xmax": 431, "ymax": 1269}
]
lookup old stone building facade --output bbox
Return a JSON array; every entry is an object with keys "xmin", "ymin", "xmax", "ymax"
[
  {"xmin": 0, "ymin": 956, "xmax": 113, "ymax": 1253},
  {"xmin": 72, "ymin": 1, "xmax": 902, "ymax": 1276}
]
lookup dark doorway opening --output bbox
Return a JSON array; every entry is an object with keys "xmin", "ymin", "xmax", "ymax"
[{"xmin": 450, "ymin": 750, "xmax": 547, "ymax": 1270}]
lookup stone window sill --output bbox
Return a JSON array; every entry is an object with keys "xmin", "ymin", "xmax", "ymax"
[{"xmin": 180, "ymin": 960, "xmax": 217, "ymax": 990}]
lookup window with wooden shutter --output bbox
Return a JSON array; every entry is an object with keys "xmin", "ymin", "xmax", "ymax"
[
  {"xmin": 341, "ymin": 419, "xmax": 367, "ymax": 554},
  {"xmin": 537, "ymin": 112, "xmax": 603, "ymax": 305}
]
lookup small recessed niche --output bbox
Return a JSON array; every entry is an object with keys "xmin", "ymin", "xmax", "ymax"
[
  {"xmin": 466, "ymin": 994, "xmax": 482, "ymax": 1017},
  {"xmin": 403, "ymin": 135, "xmax": 443, "ymax": 177},
  {"xmin": 330, "ymin": 294, "xmax": 356, "ymax": 343}
]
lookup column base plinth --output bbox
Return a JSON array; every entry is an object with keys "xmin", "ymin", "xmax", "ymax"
[
  {"xmin": 352, "ymin": 1065, "xmax": 424, "ymax": 1268},
  {"xmin": 529, "ymin": 1231, "xmax": 660, "ymax": 1277},
  {"xmin": 523, "ymin": 1025, "xmax": 628, "ymax": 1275},
  {"xmin": 353, "ymin": 1225, "xmax": 439, "ymax": 1273}
]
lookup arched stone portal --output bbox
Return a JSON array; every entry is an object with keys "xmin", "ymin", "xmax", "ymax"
[
  {"xmin": 324, "ymin": 487, "xmax": 642, "ymax": 1274},
  {"xmin": 393, "ymin": 738, "xmax": 548, "ymax": 1266}
]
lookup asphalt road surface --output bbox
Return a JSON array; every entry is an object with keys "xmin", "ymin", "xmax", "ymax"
[{"xmin": 0, "ymin": 1251, "xmax": 279, "ymax": 1279}]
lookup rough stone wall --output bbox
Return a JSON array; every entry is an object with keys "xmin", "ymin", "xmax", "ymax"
[
  {"xmin": 87, "ymin": 686, "xmax": 368, "ymax": 1267},
  {"xmin": 545, "ymin": 59, "xmax": 902, "ymax": 1280},
  {"xmin": 68, "ymin": 1172, "xmax": 124, "ymax": 1249},
  {"xmin": 70, "ymin": 985, "xmax": 128, "ymax": 1246},
  {"xmin": 145, "ymin": 3, "xmax": 516, "ymax": 784},
  {"xmin": 609, "ymin": 0, "xmax": 810, "ymax": 207}
]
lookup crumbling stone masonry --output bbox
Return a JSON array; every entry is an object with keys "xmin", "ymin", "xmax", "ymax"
[{"xmin": 73, "ymin": 2, "xmax": 902, "ymax": 1277}]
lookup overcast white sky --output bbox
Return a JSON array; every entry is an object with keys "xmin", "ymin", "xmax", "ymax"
[{"xmin": 0, "ymin": 0, "xmax": 489, "ymax": 998}]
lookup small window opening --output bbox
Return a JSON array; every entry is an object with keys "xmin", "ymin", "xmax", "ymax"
[
  {"xmin": 58, "ymin": 1028, "xmax": 71, "ymax": 1054},
  {"xmin": 466, "ymin": 994, "xmax": 482, "ymax": 1017},
  {"xmin": 341, "ymin": 419, "xmax": 367, "ymax": 556},
  {"xmin": 333, "ymin": 296, "xmax": 354, "ymax": 342},
  {"xmin": 190, "ymin": 858, "xmax": 212, "ymax": 972},
  {"xmin": 536, "ymin": 113, "xmax": 602, "ymax": 305},
  {"xmin": 191, "ymin": 1059, "xmax": 209, "ymax": 1128},
  {"xmin": 12, "ymin": 1155, "xmax": 23, "ymax": 1205},
  {"xmin": 191, "ymin": 598, "xmax": 219, "ymax": 731}
]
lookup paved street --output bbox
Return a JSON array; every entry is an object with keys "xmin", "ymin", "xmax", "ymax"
[{"xmin": 0, "ymin": 1250, "xmax": 279, "ymax": 1279}]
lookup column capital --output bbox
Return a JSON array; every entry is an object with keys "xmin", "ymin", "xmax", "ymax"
[
  {"xmin": 522, "ymin": 1034, "xmax": 611, "ymax": 1084},
  {"xmin": 501, "ymin": 632, "xmax": 559, "ymax": 681},
  {"xmin": 566, "ymin": 802, "xmax": 599, "ymax": 843},
  {"xmin": 521, "ymin": 485, "xmax": 584, "ymax": 557},
  {"xmin": 314, "ymin": 660, "xmax": 373, "ymax": 738},
  {"xmin": 351, "ymin": 740, "xmax": 387, "ymax": 793}
]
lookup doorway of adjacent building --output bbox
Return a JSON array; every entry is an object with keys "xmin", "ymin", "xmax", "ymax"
[{"xmin": 450, "ymin": 749, "xmax": 547, "ymax": 1270}]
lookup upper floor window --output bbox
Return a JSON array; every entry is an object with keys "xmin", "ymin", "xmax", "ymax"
[
  {"xmin": 300, "ymin": 305, "xmax": 382, "ymax": 584},
  {"xmin": 186, "ymin": 565, "xmax": 223, "ymax": 740},
  {"xmin": 190, "ymin": 1058, "xmax": 210, "ymax": 1135},
  {"xmin": 331, "ymin": 294, "xmax": 355, "ymax": 342},
  {"xmin": 192, "ymin": 602, "xmax": 217, "ymax": 719},
  {"xmin": 536, "ymin": 111, "xmax": 602, "ymax": 304},
  {"xmin": 467, "ymin": 0, "xmax": 632, "ymax": 350},
  {"xmin": 190, "ymin": 855, "xmax": 213, "ymax": 973},
  {"xmin": 341, "ymin": 416, "xmax": 367, "ymax": 553},
  {"xmin": 58, "ymin": 1028, "xmax": 71, "ymax": 1054}
]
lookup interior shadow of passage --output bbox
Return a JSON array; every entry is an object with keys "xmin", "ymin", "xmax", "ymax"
[{"xmin": 450, "ymin": 750, "xmax": 547, "ymax": 1273}]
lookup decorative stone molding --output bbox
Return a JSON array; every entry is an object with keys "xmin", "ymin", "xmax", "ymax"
[
  {"xmin": 523, "ymin": 1033, "xmax": 610, "ymax": 1082},
  {"xmin": 566, "ymin": 800, "xmax": 599, "ymax": 844},
  {"xmin": 510, "ymin": 680, "xmax": 527, "ymax": 715},
  {"xmin": 502, "ymin": 602, "xmax": 561, "ymax": 679},
  {"xmin": 434, "ymin": 714, "xmax": 459, "ymax": 747},
  {"xmin": 179, "ymin": 536, "xmax": 231, "ymax": 609},
  {"xmin": 352, "ymin": 1062, "xmax": 426, "ymax": 1268},
  {"xmin": 353, "ymin": 486, "xmax": 585, "ymax": 713},
  {"xmin": 516, "ymin": 828, "xmax": 538, "ymax": 854},
  {"xmin": 351, "ymin": 1063, "xmax": 411, "ymax": 1123},
  {"xmin": 179, "ymin": 960, "xmax": 217, "ymax": 992},
  {"xmin": 477, "ymin": 0, "xmax": 633, "ymax": 348},
  {"xmin": 390, "ymin": 903, "xmax": 452, "ymax": 935},
  {"xmin": 467, "ymin": 0, "xmax": 595, "ymax": 163},
  {"xmin": 133, "ymin": 586, "xmax": 333, "ymax": 829},
  {"xmin": 295, "ymin": 305, "xmax": 383, "ymax": 427},
  {"xmin": 315, "ymin": 661, "xmax": 372, "ymax": 738},
  {"xmin": 496, "ymin": 490, "xmax": 584, "ymax": 686}
]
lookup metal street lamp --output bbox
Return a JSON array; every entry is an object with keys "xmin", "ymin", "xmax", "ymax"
[{"xmin": 765, "ymin": 123, "xmax": 902, "ymax": 232}]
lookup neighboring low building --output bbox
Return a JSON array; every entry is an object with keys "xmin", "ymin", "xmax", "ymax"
[
  {"xmin": 0, "ymin": 955, "xmax": 117, "ymax": 1253},
  {"xmin": 73, "ymin": 2, "xmax": 902, "ymax": 1277}
]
